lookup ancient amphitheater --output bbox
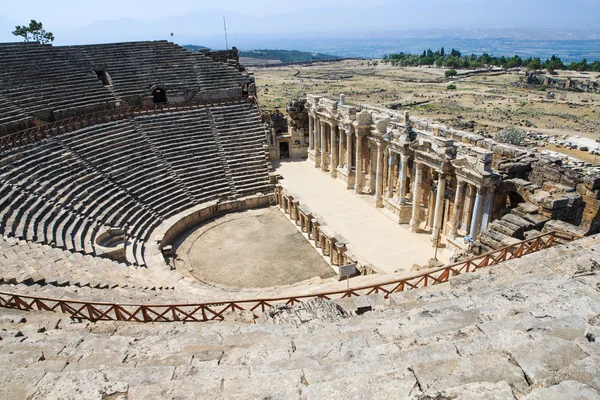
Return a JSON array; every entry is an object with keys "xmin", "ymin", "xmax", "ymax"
[{"xmin": 0, "ymin": 41, "xmax": 599, "ymax": 399}]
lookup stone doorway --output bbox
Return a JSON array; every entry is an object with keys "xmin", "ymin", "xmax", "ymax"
[
  {"xmin": 279, "ymin": 141, "xmax": 290, "ymax": 159},
  {"xmin": 94, "ymin": 70, "xmax": 112, "ymax": 86},
  {"xmin": 495, "ymin": 190, "xmax": 526, "ymax": 218},
  {"xmin": 152, "ymin": 88, "xmax": 167, "ymax": 104}
]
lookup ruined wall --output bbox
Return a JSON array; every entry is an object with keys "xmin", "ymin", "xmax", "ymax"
[
  {"xmin": 523, "ymin": 72, "xmax": 599, "ymax": 93},
  {"xmin": 286, "ymin": 99, "xmax": 309, "ymax": 158},
  {"xmin": 200, "ymin": 47, "xmax": 240, "ymax": 64}
]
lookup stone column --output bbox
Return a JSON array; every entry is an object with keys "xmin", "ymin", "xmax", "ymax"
[
  {"xmin": 330, "ymin": 123, "xmax": 337, "ymax": 178},
  {"xmin": 409, "ymin": 162, "xmax": 423, "ymax": 232},
  {"xmin": 375, "ymin": 141, "xmax": 385, "ymax": 207},
  {"xmin": 480, "ymin": 187, "xmax": 495, "ymax": 232},
  {"xmin": 308, "ymin": 115, "xmax": 314, "ymax": 150},
  {"xmin": 338, "ymin": 127, "xmax": 345, "ymax": 169},
  {"xmin": 427, "ymin": 182, "xmax": 436, "ymax": 229},
  {"xmin": 469, "ymin": 187, "xmax": 485, "ymax": 239},
  {"xmin": 431, "ymin": 173, "xmax": 447, "ymax": 246},
  {"xmin": 314, "ymin": 117, "xmax": 321, "ymax": 168},
  {"xmin": 462, "ymin": 185, "xmax": 475, "ymax": 231},
  {"xmin": 320, "ymin": 121, "xmax": 327, "ymax": 171},
  {"xmin": 450, "ymin": 180, "xmax": 466, "ymax": 237},
  {"xmin": 387, "ymin": 152, "xmax": 396, "ymax": 198},
  {"xmin": 355, "ymin": 133, "xmax": 363, "ymax": 194},
  {"xmin": 345, "ymin": 130, "xmax": 353, "ymax": 171},
  {"xmin": 397, "ymin": 154, "xmax": 409, "ymax": 205}
]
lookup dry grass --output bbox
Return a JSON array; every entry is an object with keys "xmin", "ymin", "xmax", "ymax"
[{"xmin": 250, "ymin": 61, "xmax": 600, "ymax": 145}]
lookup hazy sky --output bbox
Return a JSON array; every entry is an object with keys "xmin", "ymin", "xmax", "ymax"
[
  {"xmin": 1, "ymin": 0, "xmax": 386, "ymax": 28},
  {"xmin": 1, "ymin": 0, "xmax": 599, "ymax": 47}
]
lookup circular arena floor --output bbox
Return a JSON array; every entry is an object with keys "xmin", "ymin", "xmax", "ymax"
[{"xmin": 174, "ymin": 206, "xmax": 336, "ymax": 289}]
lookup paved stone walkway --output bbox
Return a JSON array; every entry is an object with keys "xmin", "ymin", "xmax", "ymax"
[{"xmin": 274, "ymin": 159, "xmax": 448, "ymax": 274}]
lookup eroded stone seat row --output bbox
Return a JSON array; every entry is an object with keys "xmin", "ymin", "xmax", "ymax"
[
  {"xmin": 0, "ymin": 103, "xmax": 272, "ymax": 274},
  {"xmin": 0, "ymin": 41, "xmax": 254, "ymax": 136},
  {"xmin": 1, "ymin": 235, "xmax": 599, "ymax": 399}
]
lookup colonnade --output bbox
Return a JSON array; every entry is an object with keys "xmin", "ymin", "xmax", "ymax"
[
  {"xmin": 308, "ymin": 114, "xmax": 357, "ymax": 178},
  {"xmin": 306, "ymin": 111, "xmax": 495, "ymax": 247}
]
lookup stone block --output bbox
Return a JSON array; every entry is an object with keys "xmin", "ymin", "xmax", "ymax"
[
  {"xmin": 586, "ymin": 189, "xmax": 600, "ymax": 200},
  {"xmin": 411, "ymin": 351, "xmax": 528, "ymax": 394},
  {"xmin": 525, "ymin": 381, "xmax": 600, "ymax": 399},
  {"xmin": 528, "ymin": 190, "xmax": 551, "ymax": 206},
  {"xmin": 542, "ymin": 220, "xmax": 586, "ymax": 236},
  {"xmin": 516, "ymin": 202, "xmax": 539, "ymax": 215},
  {"xmin": 541, "ymin": 196, "xmax": 570, "ymax": 210},
  {"xmin": 585, "ymin": 175, "xmax": 600, "ymax": 191},
  {"xmin": 511, "ymin": 337, "xmax": 589, "ymax": 385},
  {"xmin": 503, "ymin": 213, "xmax": 536, "ymax": 230},
  {"xmin": 540, "ymin": 356, "xmax": 600, "ymax": 393},
  {"xmin": 489, "ymin": 220, "xmax": 520, "ymax": 237},
  {"xmin": 429, "ymin": 381, "xmax": 517, "ymax": 400},
  {"xmin": 523, "ymin": 229, "xmax": 542, "ymax": 239}
]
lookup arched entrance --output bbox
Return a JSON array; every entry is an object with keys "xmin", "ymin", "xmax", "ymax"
[
  {"xmin": 152, "ymin": 87, "xmax": 167, "ymax": 104},
  {"xmin": 506, "ymin": 191, "xmax": 525, "ymax": 209},
  {"xmin": 279, "ymin": 142, "xmax": 290, "ymax": 159},
  {"xmin": 494, "ymin": 190, "xmax": 526, "ymax": 218}
]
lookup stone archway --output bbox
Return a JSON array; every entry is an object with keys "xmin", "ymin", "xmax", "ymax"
[
  {"xmin": 494, "ymin": 190, "xmax": 526, "ymax": 218},
  {"xmin": 152, "ymin": 87, "xmax": 167, "ymax": 104}
]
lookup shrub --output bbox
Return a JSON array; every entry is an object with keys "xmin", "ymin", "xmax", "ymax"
[
  {"xmin": 445, "ymin": 69, "xmax": 457, "ymax": 78},
  {"xmin": 446, "ymin": 84, "xmax": 457, "ymax": 90},
  {"xmin": 494, "ymin": 127, "xmax": 526, "ymax": 146}
]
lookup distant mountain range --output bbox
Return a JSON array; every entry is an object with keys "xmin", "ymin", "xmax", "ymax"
[
  {"xmin": 1, "ymin": 0, "xmax": 599, "ymax": 46},
  {"xmin": 1, "ymin": 1, "xmax": 599, "ymax": 63}
]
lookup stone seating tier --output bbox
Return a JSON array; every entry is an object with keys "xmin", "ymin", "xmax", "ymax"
[
  {"xmin": 0, "ymin": 41, "xmax": 252, "ymax": 135},
  {"xmin": 0, "ymin": 103, "xmax": 271, "ymax": 265},
  {"xmin": 0, "ymin": 236, "xmax": 174, "ymax": 291},
  {"xmin": 0, "ymin": 235, "xmax": 599, "ymax": 398}
]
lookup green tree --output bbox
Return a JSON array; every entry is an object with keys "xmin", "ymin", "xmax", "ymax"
[
  {"xmin": 527, "ymin": 58, "xmax": 542, "ymax": 71},
  {"xmin": 445, "ymin": 69, "xmax": 457, "ymax": 78},
  {"xmin": 12, "ymin": 20, "xmax": 54, "ymax": 44}
]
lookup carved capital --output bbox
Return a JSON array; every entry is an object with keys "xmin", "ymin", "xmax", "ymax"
[
  {"xmin": 375, "ymin": 117, "xmax": 390, "ymax": 134},
  {"xmin": 357, "ymin": 110, "xmax": 372, "ymax": 126}
]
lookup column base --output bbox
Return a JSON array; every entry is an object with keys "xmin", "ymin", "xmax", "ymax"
[
  {"xmin": 409, "ymin": 221, "xmax": 421, "ymax": 233},
  {"xmin": 314, "ymin": 151, "xmax": 322, "ymax": 168},
  {"xmin": 430, "ymin": 236, "xmax": 442, "ymax": 248},
  {"xmin": 336, "ymin": 167, "xmax": 355, "ymax": 189},
  {"xmin": 354, "ymin": 173, "xmax": 363, "ymax": 194},
  {"xmin": 375, "ymin": 196, "xmax": 383, "ymax": 208},
  {"xmin": 384, "ymin": 198, "xmax": 411, "ymax": 224}
]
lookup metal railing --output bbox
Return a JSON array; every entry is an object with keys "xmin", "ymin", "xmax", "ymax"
[
  {"xmin": 0, "ymin": 231, "xmax": 579, "ymax": 323},
  {"xmin": 0, "ymin": 96, "xmax": 257, "ymax": 152}
]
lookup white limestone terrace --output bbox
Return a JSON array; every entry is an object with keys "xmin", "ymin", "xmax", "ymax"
[{"xmin": 1, "ymin": 235, "xmax": 599, "ymax": 399}]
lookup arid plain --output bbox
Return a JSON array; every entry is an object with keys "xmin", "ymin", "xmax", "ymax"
[{"xmin": 250, "ymin": 60, "xmax": 600, "ymax": 162}]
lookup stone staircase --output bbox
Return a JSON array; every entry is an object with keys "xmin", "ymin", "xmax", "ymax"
[
  {"xmin": 207, "ymin": 109, "xmax": 239, "ymax": 197},
  {"xmin": 0, "ymin": 235, "xmax": 599, "ymax": 399},
  {"xmin": 133, "ymin": 118, "xmax": 202, "ymax": 205}
]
